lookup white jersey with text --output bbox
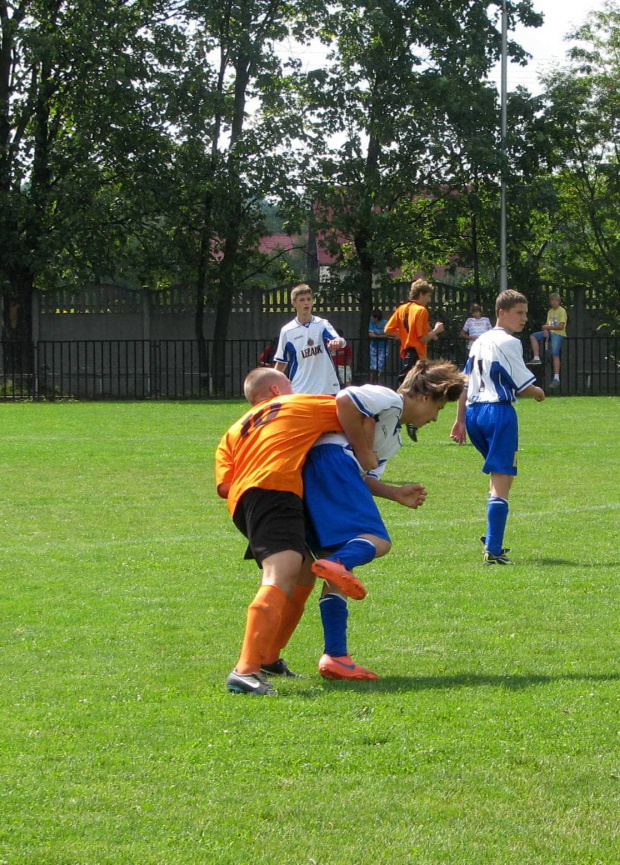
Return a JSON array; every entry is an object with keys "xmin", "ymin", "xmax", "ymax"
[
  {"xmin": 274, "ymin": 315, "xmax": 341, "ymax": 394},
  {"xmin": 465, "ymin": 327, "xmax": 536, "ymax": 405},
  {"xmin": 312, "ymin": 384, "xmax": 403, "ymax": 480}
]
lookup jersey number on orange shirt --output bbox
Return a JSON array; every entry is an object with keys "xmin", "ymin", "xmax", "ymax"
[{"xmin": 240, "ymin": 402, "xmax": 282, "ymax": 438}]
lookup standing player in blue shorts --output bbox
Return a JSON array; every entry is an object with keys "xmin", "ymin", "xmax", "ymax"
[
  {"xmin": 304, "ymin": 359, "xmax": 466, "ymax": 679},
  {"xmin": 450, "ymin": 289, "xmax": 545, "ymax": 565}
]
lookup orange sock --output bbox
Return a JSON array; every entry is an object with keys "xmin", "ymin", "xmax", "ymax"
[
  {"xmin": 236, "ymin": 585, "xmax": 288, "ymax": 674},
  {"xmin": 263, "ymin": 584, "xmax": 314, "ymax": 665}
]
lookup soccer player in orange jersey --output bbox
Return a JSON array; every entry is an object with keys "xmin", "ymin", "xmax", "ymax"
[
  {"xmin": 384, "ymin": 279, "xmax": 444, "ymax": 383},
  {"xmin": 385, "ymin": 279, "xmax": 444, "ymax": 441},
  {"xmin": 215, "ymin": 368, "xmax": 376, "ymax": 695}
]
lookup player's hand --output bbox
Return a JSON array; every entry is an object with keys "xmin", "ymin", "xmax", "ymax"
[
  {"xmin": 434, "ymin": 322, "xmax": 445, "ymax": 334},
  {"xmin": 394, "ymin": 483, "xmax": 427, "ymax": 509},
  {"xmin": 450, "ymin": 420, "xmax": 467, "ymax": 444},
  {"xmin": 533, "ymin": 387, "xmax": 545, "ymax": 401},
  {"xmin": 327, "ymin": 337, "xmax": 345, "ymax": 350},
  {"xmin": 355, "ymin": 447, "xmax": 379, "ymax": 472}
]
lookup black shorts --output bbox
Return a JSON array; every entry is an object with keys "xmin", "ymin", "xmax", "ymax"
[
  {"xmin": 398, "ymin": 347, "xmax": 420, "ymax": 385},
  {"xmin": 232, "ymin": 488, "xmax": 307, "ymax": 566}
]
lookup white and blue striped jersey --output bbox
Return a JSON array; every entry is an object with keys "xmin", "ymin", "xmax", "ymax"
[
  {"xmin": 274, "ymin": 315, "xmax": 341, "ymax": 394},
  {"xmin": 465, "ymin": 327, "xmax": 536, "ymax": 404},
  {"xmin": 312, "ymin": 384, "xmax": 403, "ymax": 479}
]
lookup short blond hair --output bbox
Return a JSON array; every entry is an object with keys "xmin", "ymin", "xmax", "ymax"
[
  {"xmin": 291, "ymin": 283, "xmax": 313, "ymax": 303},
  {"xmin": 409, "ymin": 279, "xmax": 434, "ymax": 301},
  {"xmin": 243, "ymin": 368, "xmax": 289, "ymax": 405},
  {"xmin": 398, "ymin": 358, "xmax": 465, "ymax": 403}
]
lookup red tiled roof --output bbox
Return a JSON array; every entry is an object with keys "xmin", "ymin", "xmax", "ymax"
[{"xmin": 258, "ymin": 234, "xmax": 302, "ymax": 254}]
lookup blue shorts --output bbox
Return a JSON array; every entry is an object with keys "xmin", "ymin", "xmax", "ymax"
[
  {"xmin": 303, "ymin": 444, "xmax": 390, "ymax": 551},
  {"xmin": 369, "ymin": 341, "xmax": 390, "ymax": 371},
  {"xmin": 466, "ymin": 402, "xmax": 519, "ymax": 476},
  {"xmin": 532, "ymin": 331, "xmax": 565, "ymax": 356}
]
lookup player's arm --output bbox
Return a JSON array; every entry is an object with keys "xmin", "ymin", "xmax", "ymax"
[
  {"xmin": 450, "ymin": 386, "xmax": 468, "ymax": 444},
  {"xmin": 273, "ymin": 330, "xmax": 289, "ymax": 373},
  {"xmin": 327, "ymin": 336, "xmax": 345, "ymax": 350},
  {"xmin": 336, "ymin": 390, "xmax": 378, "ymax": 472},
  {"xmin": 215, "ymin": 436, "xmax": 234, "ymax": 498},
  {"xmin": 365, "ymin": 476, "xmax": 427, "ymax": 509},
  {"xmin": 519, "ymin": 383, "xmax": 545, "ymax": 401},
  {"xmin": 420, "ymin": 321, "xmax": 444, "ymax": 342},
  {"xmin": 383, "ymin": 311, "xmax": 399, "ymax": 336}
]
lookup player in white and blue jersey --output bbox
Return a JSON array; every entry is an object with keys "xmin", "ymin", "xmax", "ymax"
[
  {"xmin": 451, "ymin": 290, "xmax": 545, "ymax": 565},
  {"xmin": 274, "ymin": 284, "xmax": 343, "ymax": 394},
  {"xmin": 304, "ymin": 360, "xmax": 466, "ymax": 679}
]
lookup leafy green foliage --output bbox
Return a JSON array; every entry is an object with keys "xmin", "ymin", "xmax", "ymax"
[
  {"xmin": 539, "ymin": 3, "xmax": 620, "ymax": 328},
  {"xmin": 304, "ymin": 1, "xmax": 545, "ymax": 340},
  {"xmin": 2, "ymin": 0, "xmax": 619, "ymax": 347}
]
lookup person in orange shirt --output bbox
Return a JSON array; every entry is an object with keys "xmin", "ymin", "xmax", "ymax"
[
  {"xmin": 215, "ymin": 368, "xmax": 376, "ymax": 695},
  {"xmin": 385, "ymin": 278, "xmax": 444, "ymax": 439}
]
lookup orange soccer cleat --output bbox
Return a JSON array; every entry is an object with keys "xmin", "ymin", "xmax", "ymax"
[
  {"xmin": 311, "ymin": 559, "xmax": 367, "ymax": 600},
  {"xmin": 318, "ymin": 653, "xmax": 379, "ymax": 680}
]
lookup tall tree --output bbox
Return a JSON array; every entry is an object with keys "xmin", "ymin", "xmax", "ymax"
[
  {"xmin": 540, "ymin": 2, "xmax": 620, "ymax": 326},
  {"xmin": 303, "ymin": 0, "xmax": 543, "ymax": 358},
  {"xmin": 0, "ymin": 0, "xmax": 179, "ymax": 360},
  {"xmin": 154, "ymin": 0, "xmax": 311, "ymax": 390}
]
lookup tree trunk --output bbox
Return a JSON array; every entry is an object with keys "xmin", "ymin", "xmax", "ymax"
[
  {"xmin": 471, "ymin": 210, "xmax": 481, "ymax": 301},
  {"xmin": 194, "ymin": 191, "xmax": 214, "ymax": 391},
  {"xmin": 354, "ymin": 230, "xmax": 374, "ymax": 382},
  {"xmin": 211, "ymin": 177, "xmax": 242, "ymax": 394},
  {"xmin": 1, "ymin": 267, "xmax": 34, "ymax": 379}
]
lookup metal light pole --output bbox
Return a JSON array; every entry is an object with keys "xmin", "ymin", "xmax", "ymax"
[{"xmin": 499, "ymin": 0, "xmax": 508, "ymax": 292}]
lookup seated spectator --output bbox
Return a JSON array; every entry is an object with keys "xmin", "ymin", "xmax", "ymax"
[
  {"xmin": 529, "ymin": 292, "xmax": 567, "ymax": 388},
  {"xmin": 460, "ymin": 304, "xmax": 493, "ymax": 343}
]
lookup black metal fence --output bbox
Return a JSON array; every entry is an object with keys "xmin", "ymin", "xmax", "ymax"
[{"xmin": 1, "ymin": 336, "xmax": 619, "ymax": 400}]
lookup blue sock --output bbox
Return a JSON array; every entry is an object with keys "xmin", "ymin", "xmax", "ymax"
[
  {"xmin": 319, "ymin": 593, "xmax": 348, "ymax": 657},
  {"xmin": 486, "ymin": 496, "xmax": 509, "ymax": 556},
  {"xmin": 326, "ymin": 538, "xmax": 376, "ymax": 571}
]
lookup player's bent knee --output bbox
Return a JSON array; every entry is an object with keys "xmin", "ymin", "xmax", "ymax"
[{"xmin": 373, "ymin": 537, "xmax": 392, "ymax": 557}]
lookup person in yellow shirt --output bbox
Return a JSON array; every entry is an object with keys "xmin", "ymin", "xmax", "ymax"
[{"xmin": 529, "ymin": 293, "xmax": 568, "ymax": 388}]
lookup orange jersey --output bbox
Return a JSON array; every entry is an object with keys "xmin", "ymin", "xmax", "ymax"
[
  {"xmin": 215, "ymin": 393, "xmax": 341, "ymax": 515},
  {"xmin": 385, "ymin": 301, "xmax": 429, "ymax": 358}
]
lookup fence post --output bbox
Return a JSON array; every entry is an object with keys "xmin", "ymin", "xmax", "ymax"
[
  {"xmin": 32, "ymin": 290, "xmax": 40, "ymax": 343},
  {"xmin": 572, "ymin": 286, "xmax": 586, "ymax": 336},
  {"xmin": 142, "ymin": 288, "xmax": 151, "ymax": 396},
  {"xmin": 250, "ymin": 286, "xmax": 262, "ymax": 338}
]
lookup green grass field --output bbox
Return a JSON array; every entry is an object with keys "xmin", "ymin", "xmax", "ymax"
[{"xmin": 1, "ymin": 397, "xmax": 618, "ymax": 864}]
